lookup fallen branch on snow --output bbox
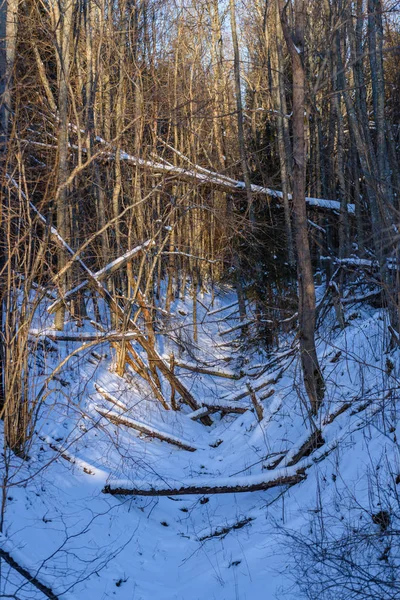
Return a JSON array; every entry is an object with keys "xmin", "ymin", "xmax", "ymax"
[
  {"xmin": 175, "ymin": 361, "xmax": 242, "ymax": 380},
  {"xmin": 102, "ymin": 470, "xmax": 305, "ymax": 496},
  {"xmin": 200, "ymin": 401, "xmax": 248, "ymax": 415},
  {"xmin": 247, "ymin": 382, "xmax": 264, "ymax": 422},
  {"xmin": 198, "ymin": 517, "xmax": 254, "ymax": 541},
  {"xmin": 95, "ymin": 407, "xmax": 199, "ymax": 452},
  {"xmin": 38, "ymin": 434, "xmax": 96, "ymax": 476},
  {"xmin": 0, "ymin": 534, "xmax": 60, "ymax": 600}
]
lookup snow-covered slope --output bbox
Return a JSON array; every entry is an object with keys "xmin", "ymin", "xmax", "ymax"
[{"xmin": 1, "ymin": 288, "xmax": 399, "ymax": 600}]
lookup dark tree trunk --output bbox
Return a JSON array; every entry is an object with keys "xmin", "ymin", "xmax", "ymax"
[
  {"xmin": 279, "ymin": 0, "xmax": 324, "ymax": 414},
  {"xmin": 0, "ymin": 0, "xmax": 7, "ymax": 410}
]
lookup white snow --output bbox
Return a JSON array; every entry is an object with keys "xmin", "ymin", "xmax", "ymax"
[{"xmin": 1, "ymin": 285, "xmax": 399, "ymax": 600}]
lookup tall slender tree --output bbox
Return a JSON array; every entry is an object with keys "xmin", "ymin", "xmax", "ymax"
[{"xmin": 279, "ymin": 0, "xmax": 324, "ymax": 414}]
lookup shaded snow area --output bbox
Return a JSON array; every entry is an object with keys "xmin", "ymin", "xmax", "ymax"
[{"xmin": 1, "ymin": 286, "xmax": 399, "ymax": 599}]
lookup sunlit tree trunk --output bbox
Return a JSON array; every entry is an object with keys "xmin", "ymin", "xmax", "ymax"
[
  {"xmin": 0, "ymin": 0, "xmax": 18, "ymax": 413},
  {"xmin": 53, "ymin": 0, "xmax": 74, "ymax": 331}
]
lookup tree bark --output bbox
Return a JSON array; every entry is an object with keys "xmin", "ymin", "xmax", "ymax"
[
  {"xmin": 279, "ymin": 0, "xmax": 324, "ymax": 414},
  {"xmin": 273, "ymin": 0, "xmax": 295, "ymax": 265},
  {"xmin": 53, "ymin": 0, "xmax": 74, "ymax": 331},
  {"xmin": 229, "ymin": 0, "xmax": 253, "ymax": 219},
  {"xmin": 103, "ymin": 472, "xmax": 305, "ymax": 496}
]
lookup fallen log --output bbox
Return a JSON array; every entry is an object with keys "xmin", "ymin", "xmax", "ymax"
[
  {"xmin": 105, "ymin": 134, "xmax": 355, "ymax": 214},
  {"xmin": 341, "ymin": 289, "xmax": 382, "ymax": 305},
  {"xmin": 286, "ymin": 430, "xmax": 325, "ymax": 467},
  {"xmin": 187, "ymin": 407, "xmax": 213, "ymax": 421},
  {"xmin": 175, "ymin": 361, "xmax": 242, "ymax": 380},
  {"xmin": 200, "ymin": 401, "xmax": 248, "ymax": 415},
  {"xmin": 29, "ymin": 329, "xmax": 138, "ymax": 342},
  {"xmin": 219, "ymin": 319, "xmax": 256, "ymax": 336},
  {"xmin": 207, "ymin": 301, "xmax": 239, "ymax": 316},
  {"xmin": 7, "ymin": 176, "xmax": 209, "ymax": 422},
  {"xmin": 198, "ymin": 517, "xmax": 254, "ymax": 541},
  {"xmin": 38, "ymin": 435, "xmax": 96, "ymax": 476},
  {"xmin": 322, "ymin": 401, "xmax": 352, "ymax": 425},
  {"xmin": 46, "ymin": 121, "xmax": 355, "ymax": 215},
  {"xmin": 0, "ymin": 534, "xmax": 60, "ymax": 600},
  {"xmin": 187, "ymin": 402, "xmax": 247, "ymax": 420},
  {"xmin": 103, "ymin": 471, "xmax": 305, "ymax": 496},
  {"xmin": 103, "ymin": 396, "xmax": 383, "ymax": 499},
  {"xmin": 224, "ymin": 371, "xmax": 283, "ymax": 402},
  {"xmin": 95, "ymin": 407, "xmax": 199, "ymax": 452},
  {"xmin": 94, "ymin": 384, "xmax": 128, "ymax": 411},
  {"xmin": 56, "ymin": 121, "xmax": 356, "ymax": 215}
]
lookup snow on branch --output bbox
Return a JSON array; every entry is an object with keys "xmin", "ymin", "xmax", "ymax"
[
  {"xmin": 0, "ymin": 533, "xmax": 64, "ymax": 600},
  {"xmin": 174, "ymin": 361, "xmax": 242, "ymax": 380},
  {"xmin": 47, "ymin": 239, "xmax": 154, "ymax": 314},
  {"xmin": 115, "ymin": 148, "xmax": 354, "ymax": 213},
  {"xmin": 28, "ymin": 329, "xmax": 139, "ymax": 342},
  {"xmin": 153, "ymin": 136, "xmax": 354, "ymax": 214},
  {"xmin": 59, "ymin": 126, "xmax": 355, "ymax": 215},
  {"xmin": 102, "ymin": 391, "xmax": 385, "ymax": 498},
  {"xmin": 322, "ymin": 255, "xmax": 400, "ymax": 271},
  {"xmin": 95, "ymin": 407, "xmax": 200, "ymax": 452},
  {"xmin": 103, "ymin": 465, "xmax": 306, "ymax": 496},
  {"xmin": 199, "ymin": 400, "xmax": 248, "ymax": 414}
]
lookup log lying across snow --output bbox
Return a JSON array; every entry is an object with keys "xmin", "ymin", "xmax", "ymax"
[
  {"xmin": 223, "ymin": 370, "xmax": 283, "ymax": 402},
  {"xmin": 95, "ymin": 407, "xmax": 200, "ymax": 452},
  {"xmin": 175, "ymin": 361, "xmax": 242, "ymax": 380},
  {"xmin": 187, "ymin": 401, "xmax": 248, "ymax": 421},
  {"xmin": 103, "ymin": 466, "xmax": 306, "ymax": 496},
  {"xmin": 0, "ymin": 534, "xmax": 61, "ymax": 600},
  {"xmin": 103, "ymin": 393, "xmax": 383, "ymax": 498},
  {"xmin": 187, "ymin": 406, "xmax": 214, "ymax": 421},
  {"xmin": 38, "ymin": 434, "xmax": 99, "ymax": 476},
  {"xmin": 201, "ymin": 400, "xmax": 248, "ymax": 414},
  {"xmin": 321, "ymin": 256, "xmax": 399, "ymax": 271},
  {"xmin": 94, "ymin": 384, "xmax": 129, "ymax": 410}
]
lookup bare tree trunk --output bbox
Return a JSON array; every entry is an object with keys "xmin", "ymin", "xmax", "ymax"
[
  {"xmin": 368, "ymin": 0, "xmax": 393, "ymax": 208},
  {"xmin": 0, "ymin": 0, "xmax": 18, "ymax": 416},
  {"xmin": 280, "ymin": 0, "xmax": 324, "ymax": 414},
  {"xmin": 331, "ymin": 9, "xmax": 348, "ymax": 258},
  {"xmin": 53, "ymin": 0, "xmax": 74, "ymax": 331},
  {"xmin": 0, "ymin": 0, "xmax": 17, "ymax": 140},
  {"xmin": 0, "ymin": 0, "xmax": 18, "ymax": 405},
  {"xmin": 229, "ymin": 0, "xmax": 253, "ymax": 216},
  {"xmin": 273, "ymin": 0, "xmax": 294, "ymax": 265},
  {"xmin": 367, "ymin": 0, "xmax": 399, "ymax": 332},
  {"xmin": 0, "ymin": 0, "xmax": 8, "ymax": 409},
  {"xmin": 229, "ymin": 0, "xmax": 251, "ymax": 320}
]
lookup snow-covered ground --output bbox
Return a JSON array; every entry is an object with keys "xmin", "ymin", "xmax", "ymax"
[{"xmin": 1, "ymin": 285, "xmax": 399, "ymax": 599}]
